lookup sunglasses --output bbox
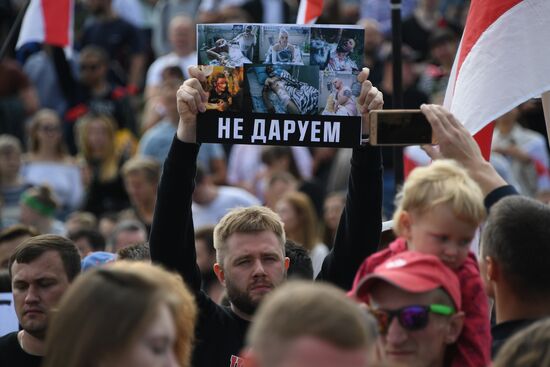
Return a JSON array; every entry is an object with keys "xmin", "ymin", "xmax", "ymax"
[{"xmin": 369, "ymin": 304, "xmax": 455, "ymax": 335}]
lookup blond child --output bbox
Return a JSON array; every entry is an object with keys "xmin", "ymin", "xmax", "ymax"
[{"xmin": 352, "ymin": 159, "xmax": 491, "ymax": 367}]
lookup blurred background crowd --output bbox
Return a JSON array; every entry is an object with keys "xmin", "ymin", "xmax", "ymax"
[{"xmin": 0, "ymin": 0, "xmax": 548, "ymax": 290}]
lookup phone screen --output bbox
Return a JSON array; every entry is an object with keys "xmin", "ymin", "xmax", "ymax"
[{"xmin": 376, "ymin": 112, "xmax": 432, "ymax": 145}]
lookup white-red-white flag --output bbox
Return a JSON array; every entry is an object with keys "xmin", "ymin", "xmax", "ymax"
[
  {"xmin": 445, "ymin": 0, "xmax": 550, "ymax": 159},
  {"xmin": 405, "ymin": 0, "xmax": 550, "ymax": 173},
  {"xmin": 16, "ymin": 0, "xmax": 73, "ymax": 49},
  {"xmin": 296, "ymin": 0, "xmax": 323, "ymax": 24}
]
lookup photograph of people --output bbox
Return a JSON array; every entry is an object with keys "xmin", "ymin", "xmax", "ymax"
[
  {"xmin": 320, "ymin": 72, "xmax": 360, "ymax": 116},
  {"xmin": 263, "ymin": 27, "xmax": 308, "ymax": 65},
  {"xmin": 246, "ymin": 64, "xmax": 319, "ymax": 114},
  {"xmin": 198, "ymin": 25, "xmax": 256, "ymax": 67},
  {"xmin": 328, "ymin": 38, "xmax": 359, "ymax": 72},
  {"xmin": 204, "ymin": 66, "xmax": 244, "ymax": 112},
  {"xmin": 310, "ymin": 27, "xmax": 363, "ymax": 72},
  {"xmin": 230, "ymin": 25, "xmax": 257, "ymax": 61}
]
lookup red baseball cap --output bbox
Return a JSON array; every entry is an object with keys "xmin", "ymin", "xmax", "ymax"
[{"xmin": 355, "ymin": 251, "xmax": 462, "ymax": 309}]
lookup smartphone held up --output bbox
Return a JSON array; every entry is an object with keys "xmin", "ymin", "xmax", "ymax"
[{"xmin": 368, "ymin": 110, "xmax": 435, "ymax": 146}]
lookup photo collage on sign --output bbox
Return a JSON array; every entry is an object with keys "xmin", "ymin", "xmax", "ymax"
[{"xmin": 197, "ymin": 24, "xmax": 364, "ymax": 117}]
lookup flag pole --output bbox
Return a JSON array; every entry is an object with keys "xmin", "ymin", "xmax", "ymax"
[
  {"xmin": 542, "ymin": 91, "xmax": 550, "ymax": 148},
  {"xmin": 391, "ymin": 0, "xmax": 404, "ymax": 186},
  {"xmin": 0, "ymin": 0, "xmax": 30, "ymax": 61}
]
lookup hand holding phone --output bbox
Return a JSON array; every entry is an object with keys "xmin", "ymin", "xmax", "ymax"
[{"xmin": 368, "ymin": 109, "xmax": 435, "ymax": 146}]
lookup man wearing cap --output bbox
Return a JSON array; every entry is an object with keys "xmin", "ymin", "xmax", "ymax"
[
  {"xmin": 0, "ymin": 234, "xmax": 80, "ymax": 366},
  {"xmin": 356, "ymin": 251, "xmax": 465, "ymax": 367}
]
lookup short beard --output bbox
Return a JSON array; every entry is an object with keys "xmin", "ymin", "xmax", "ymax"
[{"xmin": 225, "ymin": 279, "xmax": 259, "ymax": 316}]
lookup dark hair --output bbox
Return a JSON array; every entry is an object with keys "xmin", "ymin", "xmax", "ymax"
[
  {"xmin": 261, "ymin": 146, "xmax": 302, "ymax": 181},
  {"xmin": 195, "ymin": 226, "xmax": 215, "ymax": 256},
  {"xmin": 68, "ymin": 229, "xmax": 106, "ymax": 252},
  {"xmin": 482, "ymin": 196, "xmax": 550, "ymax": 297},
  {"xmin": 285, "ymin": 240, "xmax": 313, "ymax": 280},
  {"xmin": 8, "ymin": 234, "xmax": 81, "ymax": 281},
  {"xmin": 117, "ymin": 242, "xmax": 151, "ymax": 261},
  {"xmin": 0, "ymin": 224, "xmax": 39, "ymax": 245},
  {"xmin": 161, "ymin": 65, "xmax": 185, "ymax": 82}
]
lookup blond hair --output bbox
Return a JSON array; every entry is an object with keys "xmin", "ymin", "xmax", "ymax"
[
  {"xmin": 44, "ymin": 261, "xmax": 197, "ymax": 367},
  {"xmin": 121, "ymin": 156, "xmax": 161, "ymax": 184},
  {"xmin": 247, "ymin": 281, "xmax": 377, "ymax": 367},
  {"xmin": 214, "ymin": 205, "xmax": 285, "ymax": 266},
  {"xmin": 278, "ymin": 191, "xmax": 320, "ymax": 252},
  {"xmin": 392, "ymin": 159, "xmax": 485, "ymax": 236},
  {"xmin": 28, "ymin": 109, "xmax": 67, "ymax": 157}
]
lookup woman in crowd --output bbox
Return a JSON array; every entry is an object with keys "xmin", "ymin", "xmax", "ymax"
[
  {"xmin": 76, "ymin": 112, "xmax": 131, "ymax": 217},
  {"xmin": 275, "ymin": 190, "xmax": 329, "ymax": 277},
  {"xmin": 0, "ymin": 135, "xmax": 31, "ymax": 228},
  {"xmin": 43, "ymin": 261, "xmax": 197, "ymax": 367},
  {"xmin": 321, "ymin": 191, "xmax": 346, "ymax": 248},
  {"xmin": 19, "ymin": 185, "xmax": 65, "ymax": 235},
  {"xmin": 22, "ymin": 109, "xmax": 84, "ymax": 219}
]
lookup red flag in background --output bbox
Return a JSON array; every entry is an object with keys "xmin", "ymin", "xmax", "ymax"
[
  {"xmin": 16, "ymin": 0, "xmax": 73, "ymax": 49},
  {"xmin": 296, "ymin": 0, "xmax": 323, "ymax": 24},
  {"xmin": 405, "ymin": 0, "xmax": 550, "ymax": 172}
]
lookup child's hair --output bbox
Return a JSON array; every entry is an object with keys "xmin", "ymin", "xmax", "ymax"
[{"xmin": 392, "ymin": 159, "xmax": 486, "ymax": 236}]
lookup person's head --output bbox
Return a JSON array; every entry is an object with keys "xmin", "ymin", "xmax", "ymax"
[
  {"xmin": 261, "ymin": 146, "xmax": 302, "ymax": 180},
  {"xmin": 78, "ymin": 45, "xmax": 109, "ymax": 87},
  {"xmin": 429, "ymin": 29, "xmax": 458, "ymax": 67},
  {"xmin": 28, "ymin": 109, "xmax": 66, "ymax": 156},
  {"xmin": 192, "ymin": 166, "xmax": 215, "ymax": 205},
  {"xmin": 122, "ymin": 157, "xmax": 160, "ymax": 207},
  {"xmin": 213, "ymin": 73, "xmax": 227, "ymax": 94},
  {"xmin": 332, "ymin": 78, "xmax": 343, "ymax": 90},
  {"xmin": 9, "ymin": 234, "xmax": 80, "ymax": 339},
  {"xmin": 245, "ymin": 25, "xmax": 253, "ymax": 34},
  {"xmin": 246, "ymin": 281, "xmax": 378, "ymax": 367},
  {"xmin": 495, "ymin": 107, "xmax": 520, "ymax": 131},
  {"xmin": 168, "ymin": 15, "xmax": 195, "ymax": 56},
  {"xmin": 392, "ymin": 160, "xmax": 485, "ymax": 269},
  {"xmin": 0, "ymin": 134, "xmax": 23, "ymax": 182},
  {"xmin": 277, "ymin": 28, "xmax": 289, "ymax": 47},
  {"xmin": 492, "ymin": 317, "xmax": 550, "ymax": 367},
  {"xmin": 99, "ymin": 212, "xmax": 119, "ymax": 241},
  {"xmin": 110, "ymin": 219, "xmax": 148, "ymax": 252},
  {"xmin": 275, "ymin": 191, "xmax": 319, "ymax": 252},
  {"xmin": 160, "ymin": 67, "xmax": 185, "ymax": 116},
  {"xmin": 357, "ymin": 252, "xmax": 465, "ymax": 367},
  {"xmin": 68, "ymin": 228, "xmax": 106, "ymax": 258},
  {"xmin": 64, "ymin": 211, "xmax": 98, "ymax": 234},
  {"xmin": 19, "ymin": 185, "xmax": 59, "ymax": 229},
  {"xmin": 284, "ymin": 240, "xmax": 313, "ymax": 280},
  {"xmin": 480, "ymin": 196, "xmax": 550, "ymax": 304},
  {"xmin": 264, "ymin": 171, "xmax": 298, "ymax": 211},
  {"xmin": 358, "ymin": 18, "xmax": 383, "ymax": 54},
  {"xmin": 213, "ymin": 206, "xmax": 289, "ymax": 317},
  {"xmin": 337, "ymin": 38, "xmax": 355, "ymax": 54},
  {"xmin": 0, "ymin": 224, "xmax": 38, "ymax": 269},
  {"xmin": 117, "ymin": 242, "xmax": 150, "ymax": 261},
  {"xmin": 77, "ymin": 112, "xmax": 117, "ymax": 160},
  {"xmin": 195, "ymin": 226, "xmax": 216, "ymax": 275},
  {"xmin": 43, "ymin": 261, "xmax": 197, "ymax": 367}
]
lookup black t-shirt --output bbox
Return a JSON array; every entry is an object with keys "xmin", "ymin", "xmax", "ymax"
[{"xmin": 0, "ymin": 332, "xmax": 42, "ymax": 367}]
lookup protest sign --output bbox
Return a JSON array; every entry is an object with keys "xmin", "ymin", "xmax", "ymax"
[{"xmin": 196, "ymin": 23, "xmax": 365, "ymax": 147}]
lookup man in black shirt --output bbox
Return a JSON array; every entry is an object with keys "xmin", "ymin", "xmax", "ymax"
[
  {"xmin": 149, "ymin": 66, "xmax": 384, "ymax": 366},
  {"xmin": 0, "ymin": 235, "xmax": 80, "ymax": 366}
]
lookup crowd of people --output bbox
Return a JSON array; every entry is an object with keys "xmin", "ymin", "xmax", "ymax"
[{"xmin": 0, "ymin": 0, "xmax": 549, "ymax": 366}]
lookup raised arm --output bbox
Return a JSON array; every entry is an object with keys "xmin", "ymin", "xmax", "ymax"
[
  {"xmin": 420, "ymin": 104, "xmax": 518, "ymax": 209},
  {"xmin": 149, "ymin": 68, "xmax": 208, "ymax": 293},
  {"xmin": 317, "ymin": 68, "xmax": 384, "ymax": 289}
]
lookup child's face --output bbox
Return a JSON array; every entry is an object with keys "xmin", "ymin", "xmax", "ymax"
[{"xmin": 400, "ymin": 204, "xmax": 477, "ymax": 269}]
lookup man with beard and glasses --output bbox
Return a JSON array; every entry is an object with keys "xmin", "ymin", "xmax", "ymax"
[
  {"xmin": 0, "ymin": 235, "xmax": 80, "ymax": 366},
  {"xmin": 149, "ymin": 66, "xmax": 383, "ymax": 367}
]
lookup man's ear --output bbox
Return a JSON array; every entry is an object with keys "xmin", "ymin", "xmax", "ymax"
[
  {"xmin": 398, "ymin": 210, "xmax": 413, "ymax": 239},
  {"xmin": 240, "ymin": 348, "xmax": 259, "ymax": 367},
  {"xmin": 213, "ymin": 263, "xmax": 226, "ymax": 286},
  {"xmin": 284, "ymin": 256, "xmax": 290, "ymax": 270},
  {"xmin": 486, "ymin": 256, "xmax": 500, "ymax": 282},
  {"xmin": 445, "ymin": 311, "xmax": 465, "ymax": 344}
]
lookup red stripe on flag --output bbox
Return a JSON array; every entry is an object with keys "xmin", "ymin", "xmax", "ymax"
[
  {"xmin": 473, "ymin": 122, "xmax": 494, "ymax": 161},
  {"xmin": 41, "ymin": 0, "xmax": 71, "ymax": 46},
  {"xmin": 305, "ymin": 0, "xmax": 323, "ymax": 23},
  {"xmin": 456, "ymin": 0, "xmax": 521, "ymax": 77}
]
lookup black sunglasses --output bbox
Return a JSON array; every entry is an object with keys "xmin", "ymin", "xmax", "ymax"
[{"xmin": 369, "ymin": 304, "xmax": 455, "ymax": 335}]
